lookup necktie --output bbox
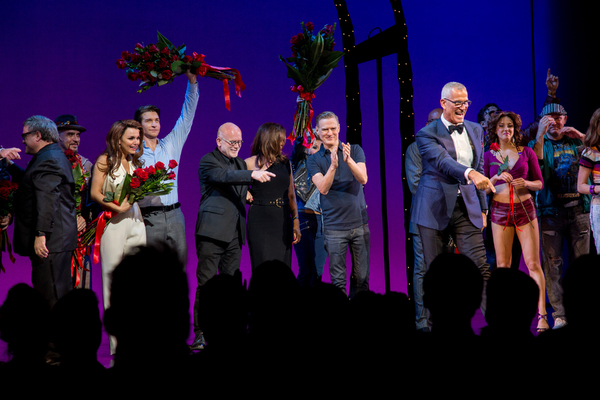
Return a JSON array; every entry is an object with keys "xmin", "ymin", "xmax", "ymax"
[{"xmin": 448, "ymin": 124, "xmax": 465, "ymax": 134}]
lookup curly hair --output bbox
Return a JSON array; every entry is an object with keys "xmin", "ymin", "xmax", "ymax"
[
  {"xmin": 584, "ymin": 108, "xmax": 600, "ymax": 149},
  {"xmin": 486, "ymin": 111, "xmax": 524, "ymax": 147},
  {"xmin": 98, "ymin": 120, "xmax": 144, "ymax": 178},
  {"xmin": 251, "ymin": 122, "xmax": 288, "ymax": 168}
]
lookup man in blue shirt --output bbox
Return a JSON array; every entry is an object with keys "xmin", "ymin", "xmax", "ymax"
[
  {"xmin": 134, "ymin": 70, "xmax": 199, "ymax": 266},
  {"xmin": 307, "ymin": 111, "xmax": 370, "ymax": 298}
]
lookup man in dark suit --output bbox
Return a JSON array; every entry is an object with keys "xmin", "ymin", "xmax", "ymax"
[
  {"xmin": 191, "ymin": 122, "xmax": 275, "ymax": 350},
  {"xmin": 411, "ymin": 82, "xmax": 495, "ymax": 303},
  {"xmin": 10, "ymin": 115, "xmax": 77, "ymax": 307}
]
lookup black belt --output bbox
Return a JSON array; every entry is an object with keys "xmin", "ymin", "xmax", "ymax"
[
  {"xmin": 140, "ymin": 202, "xmax": 181, "ymax": 213},
  {"xmin": 251, "ymin": 198, "xmax": 289, "ymax": 207}
]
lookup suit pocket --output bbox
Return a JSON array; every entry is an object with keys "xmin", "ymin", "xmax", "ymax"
[{"xmin": 204, "ymin": 205, "xmax": 225, "ymax": 215}]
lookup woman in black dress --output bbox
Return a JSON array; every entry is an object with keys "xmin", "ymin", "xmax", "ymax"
[{"xmin": 245, "ymin": 122, "xmax": 301, "ymax": 270}]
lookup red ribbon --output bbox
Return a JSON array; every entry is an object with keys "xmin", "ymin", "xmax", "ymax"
[
  {"xmin": 503, "ymin": 185, "xmax": 523, "ymax": 232},
  {"xmin": 0, "ymin": 230, "xmax": 16, "ymax": 273},
  {"xmin": 93, "ymin": 211, "xmax": 113, "ymax": 264},
  {"xmin": 195, "ymin": 59, "xmax": 246, "ymax": 111},
  {"xmin": 289, "ymin": 91, "xmax": 316, "ymax": 149},
  {"xmin": 71, "ymin": 231, "xmax": 90, "ymax": 288}
]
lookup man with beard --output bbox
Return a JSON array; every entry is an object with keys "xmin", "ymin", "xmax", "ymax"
[
  {"xmin": 529, "ymin": 103, "xmax": 588, "ymax": 329},
  {"xmin": 55, "ymin": 115, "xmax": 93, "ymax": 288}
]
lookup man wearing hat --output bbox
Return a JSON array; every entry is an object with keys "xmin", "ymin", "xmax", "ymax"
[
  {"xmin": 529, "ymin": 103, "xmax": 588, "ymax": 329},
  {"xmin": 55, "ymin": 114, "xmax": 94, "ymax": 288}
]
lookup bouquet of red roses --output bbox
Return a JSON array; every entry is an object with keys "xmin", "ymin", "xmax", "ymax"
[
  {"xmin": 279, "ymin": 22, "xmax": 344, "ymax": 147},
  {"xmin": 64, "ymin": 149, "xmax": 92, "ymax": 286},
  {"xmin": 117, "ymin": 31, "xmax": 245, "ymax": 110},
  {"xmin": 81, "ymin": 160, "xmax": 178, "ymax": 263},
  {"xmin": 0, "ymin": 180, "xmax": 18, "ymax": 273}
]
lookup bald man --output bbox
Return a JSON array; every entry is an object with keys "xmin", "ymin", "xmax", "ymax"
[{"xmin": 191, "ymin": 123, "xmax": 274, "ymax": 350}]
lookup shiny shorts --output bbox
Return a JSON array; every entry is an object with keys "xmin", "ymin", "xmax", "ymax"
[{"xmin": 491, "ymin": 197, "xmax": 537, "ymax": 227}]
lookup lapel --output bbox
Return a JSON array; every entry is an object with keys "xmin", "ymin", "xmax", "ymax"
[
  {"xmin": 437, "ymin": 119, "xmax": 458, "ymax": 161},
  {"xmin": 464, "ymin": 122, "xmax": 479, "ymax": 168}
]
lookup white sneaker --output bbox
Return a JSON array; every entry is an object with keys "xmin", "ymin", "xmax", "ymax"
[{"xmin": 553, "ymin": 317, "xmax": 567, "ymax": 329}]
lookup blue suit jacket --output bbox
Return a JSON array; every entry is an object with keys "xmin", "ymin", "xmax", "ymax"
[{"xmin": 410, "ymin": 118, "xmax": 487, "ymax": 230}]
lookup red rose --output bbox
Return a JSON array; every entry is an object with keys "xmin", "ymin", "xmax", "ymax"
[
  {"xmin": 148, "ymin": 44, "xmax": 159, "ymax": 53},
  {"xmin": 130, "ymin": 53, "xmax": 142, "ymax": 62},
  {"xmin": 139, "ymin": 71, "xmax": 150, "ymax": 82},
  {"xmin": 135, "ymin": 169, "xmax": 149, "ymax": 181},
  {"xmin": 168, "ymin": 172, "xmax": 176, "ymax": 180},
  {"xmin": 0, "ymin": 187, "xmax": 9, "ymax": 200},
  {"xmin": 130, "ymin": 177, "xmax": 141, "ymax": 189},
  {"xmin": 306, "ymin": 21, "xmax": 314, "ymax": 31},
  {"xmin": 146, "ymin": 166, "xmax": 156, "ymax": 175},
  {"xmin": 142, "ymin": 52, "xmax": 151, "ymax": 60},
  {"xmin": 0, "ymin": 180, "xmax": 11, "ymax": 188},
  {"xmin": 161, "ymin": 70, "xmax": 173, "ymax": 80},
  {"xmin": 134, "ymin": 43, "xmax": 144, "ymax": 50},
  {"xmin": 182, "ymin": 55, "xmax": 193, "ymax": 63},
  {"xmin": 121, "ymin": 51, "xmax": 131, "ymax": 61},
  {"xmin": 128, "ymin": 72, "xmax": 139, "ymax": 81},
  {"xmin": 168, "ymin": 160, "xmax": 178, "ymax": 169},
  {"xmin": 155, "ymin": 161, "xmax": 165, "ymax": 170},
  {"xmin": 116, "ymin": 59, "xmax": 127, "ymax": 69},
  {"xmin": 290, "ymin": 33, "xmax": 304, "ymax": 45},
  {"xmin": 490, "ymin": 142, "xmax": 500, "ymax": 152},
  {"xmin": 160, "ymin": 46, "xmax": 170, "ymax": 54},
  {"xmin": 158, "ymin": 58, "xmax": 169, "ymax": 69},
  {"xmin": 10, "ymin": 182, "xmax": 18, "ymax": 190}
]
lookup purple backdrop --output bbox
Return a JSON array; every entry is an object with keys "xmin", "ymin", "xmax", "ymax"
[{"xmin": 1, "ymin": 0, "xmax": 543, "ymax": 319}]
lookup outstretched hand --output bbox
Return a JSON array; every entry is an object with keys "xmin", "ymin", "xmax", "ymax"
[{"xmin": 251, "ymin": 170, "xmax": 276, "ymax": 183}]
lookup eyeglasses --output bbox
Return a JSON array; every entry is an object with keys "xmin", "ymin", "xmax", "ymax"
[
  {"xmin": 444, "ymin": 98, "xmax": 472, "ymax": 108},
  {"xmin": 219, "ymin": 137, "xmax": 243, "ymax": 146},
  {"xmin": 21, "ymin": 130, "xmax": 37, "ymax": 140}
]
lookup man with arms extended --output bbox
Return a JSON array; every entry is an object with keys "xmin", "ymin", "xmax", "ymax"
[
  {"xmin": 134, "ymin": 70, "xmax": 199, "ymax": 265},
  {"xmin": 411, "ymin": 82, "xmax": 494, "ymax": 307},
  {"xmin": 307, "ymin": 111, "xmax": 370, "ymax": 298},
  {"xmin": 55, "ymin": 114, "xmax": 93, "ymax": 288},
  {"xmin": 10, "ymin": 115, "xmax": 77, "ymax": 306},
  {"xmin": 191, "ymin": 122, "xmax": 275, "ymax": 350}
]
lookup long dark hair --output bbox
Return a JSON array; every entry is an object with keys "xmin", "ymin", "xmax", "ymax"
[
  {"xmin": 251, "ymin": 122, "xmax": 288, "ymax": 168},
  {"xmin": 486, "ymin": 111, "xmax": 524, "ymax": 147},
  {"xmin": 584, "ymin": 108, "xmax": 600, "ymax": 149},
  {"xmin": 98, "ymin": 120, "xmax": 144, "ymax": 178}
]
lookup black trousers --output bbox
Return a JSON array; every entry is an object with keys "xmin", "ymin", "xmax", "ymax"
[
  {"xmin": 418, "ymin": 197, "xmax": 491, "ymax": 313},
  {"xmin": 193, "ymin": 234, "xmax": 242, "ymax": 334},
  {"xmin": 30, "ymin": 250, "xmax": 73, "ymax": 307}
]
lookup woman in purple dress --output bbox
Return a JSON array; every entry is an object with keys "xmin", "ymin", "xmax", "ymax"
[{"xmin": 484, "ymin": 111, "xmax": 549, "ymax": 332}]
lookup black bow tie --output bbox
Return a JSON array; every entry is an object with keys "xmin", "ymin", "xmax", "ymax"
[{"xmin": 448, "ymin": 124, "xmax": 465, "ymax": 134}]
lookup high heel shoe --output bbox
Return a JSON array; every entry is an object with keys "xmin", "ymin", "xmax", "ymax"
[{"xmin": 537, "ymin": 314, "xmax": 549, "ymax": 333}]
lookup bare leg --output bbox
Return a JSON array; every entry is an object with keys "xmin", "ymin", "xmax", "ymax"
[
  {"xmin": 491, "ymin": 222, "xmax": 515, "ymax": 269},
  {"xmin": 515, "ymin": 218, "xmax": 549, "ymax": 331}
]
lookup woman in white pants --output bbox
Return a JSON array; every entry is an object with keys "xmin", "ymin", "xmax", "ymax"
[{"xmin": 91, "ymin": 120, "xmax": 146, "ymax": 354}]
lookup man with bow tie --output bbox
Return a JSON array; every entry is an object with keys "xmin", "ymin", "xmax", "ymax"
[{"xmin": 411, "ymin": 82, "xmax": 494, "ymax": 311}]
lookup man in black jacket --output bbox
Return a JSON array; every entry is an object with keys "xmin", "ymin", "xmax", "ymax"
[
  {"xmin": 191, "ymin": 122, "xmax": 274, "ymax": 350},
  {"xmin": 10, "ymin": 115, "xmax": 77, "ymax": 307}
]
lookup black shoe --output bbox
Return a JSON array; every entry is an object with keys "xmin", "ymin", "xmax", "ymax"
[{"xmin": 190, "ymin": 332, "xmax": 206, "ymax": 351}]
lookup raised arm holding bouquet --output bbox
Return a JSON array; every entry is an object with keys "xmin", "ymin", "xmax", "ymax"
[{"xmin": 279, "ymin": 22, "xmax": 344, "ymax": 147}]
